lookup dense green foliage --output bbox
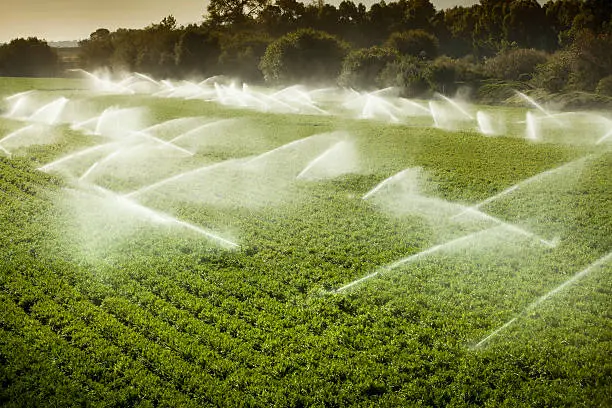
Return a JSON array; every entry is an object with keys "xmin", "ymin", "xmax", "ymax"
[
  {"xmin": 0, "ymin": 38, "xmax": 58, "ymax": 77},
  {"xmin": 259, "ymin": 29, "xmax": 349, "ymax": 84},
  {"xmin": 338, "ymin": 46, "xmax": 398, "ymax": 90},
  {"xmin": 484, "ymin": 48, "xmax": 548, "ymax": 81},
  {"xmin": 385, "ymin": 29, "xmax": 439, "ymax": 60},
  {"xmin": 1, "ymin": 0, "xmax": 608, "ymax": 105},
  {"xmin": 378, "ymin": 56, "xmax": 429, "ymax": 97},
  {"xmin": 0, "ymin": 77, "xmax": 610, "ymax": 406}
]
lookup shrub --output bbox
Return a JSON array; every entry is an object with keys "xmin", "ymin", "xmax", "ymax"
[
  {"xmin": 378, "ymin": 55, "xmax": 428, "ymax": 97},
  {"xmin": 174, "ymin": 29, "xmax": 221, "ymax": 78},
  {"xmin": 219, "ymin": 32, "xmax": 271, "ymax": 83},
  {"xmin": 568, "ymin": 30, "xmax": 612, "ymax": 92},
  {"xmin": 423, "ymin": 56, "xmax": 482, "ymax": 95},
  {"xmin": 595, "ymin": 76, "xmax": 612, "ymax": 97},
  {"xmin": 476, "ymin": 80, "xmax": 531, "ymax": 105},
  {"xmin": 0, "ymin": 37, "xmax": 58, "ymax": 77},
  {"xmin": 259, "ymin": 29, "xmax": 349, "ymax": 85},
  {"xmin": 484, "ymin": 48, "xmax": 548, "ymax": 81},
  {"xmin": 338, "ymin": 46, "xmax": 398, "ymax": 89},
  {"xmin": 385, "ymin": 30, "xmax": 439, "ymax": 60},
  {"xmin": 530, "ymin": 51, "xmax": 572, "ymax": 93}
]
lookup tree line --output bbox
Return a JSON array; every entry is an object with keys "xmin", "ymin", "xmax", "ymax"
[{"xmin": 2, "ymin": 0, "xmax": 611, "ymax": 100}]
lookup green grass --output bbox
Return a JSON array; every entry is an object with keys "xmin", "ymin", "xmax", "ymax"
[{"xmin": 0, "ymin": 77, "xmax": 610, "ymax": 406}]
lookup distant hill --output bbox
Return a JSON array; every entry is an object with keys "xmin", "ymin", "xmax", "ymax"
[{"xmin": 49, "ymin": 40, "xmax": 79, "ymax": 48}]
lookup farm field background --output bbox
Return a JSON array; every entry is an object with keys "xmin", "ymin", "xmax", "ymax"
[{"xmin": 0, "ymin": 76, "xmax": 610, "ymax": 406}]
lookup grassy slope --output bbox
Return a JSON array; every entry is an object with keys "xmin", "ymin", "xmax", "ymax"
[{"xmin": 0, "ymin": 77, "xmax": 610, "ymax": 406}]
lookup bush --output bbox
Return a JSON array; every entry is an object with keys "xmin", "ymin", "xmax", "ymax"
[
  {"xmin": 174, "ymin": 29, "xmax": 221, "ymax": 78},
  {"xmin": 476, "ymin": 80, "xmax": 530, "ymax": 104},
  {"xmin": 259, "ymin": 29, "xmax": 349, "ymax": 85},
  {"xmin": 423, "ymin": 56, "xmax": 482, "ymax": 95},
  {"xmin": 484, "ymin": 48, "xmax": 548, "ymax": 81},
  {"xmin": 530, "ymin": 51, "xmax": 572, "ymax": 93},
  {"xmin": 595, "ymin": 76, "xmax": 612, "ymax": 97},
  {"xmin": 0, "ymin": 37, "xmax": 58, "ymax": 77},
  {"xmin": 378, "ymin": 55, "xmax": 428, "ymax": 97},
  {"xmin": 385, "ymin": 30, "xmax": 439, "ymax": 60},
  {"xmin": 568, "ymin": 30, "xmax": 612, "ymax": 92},
  {"xmin": 338, "ymin": 46, "xmax": 398, "ymax": 89},
  {"xmin": 219, "ymin": 32, "xmax": 271, "ymax": 83}
]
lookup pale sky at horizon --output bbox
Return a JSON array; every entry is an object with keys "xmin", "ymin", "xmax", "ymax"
[{"xmin": 0, "ymin": 0, "xmax": 483, "ymax": 43}]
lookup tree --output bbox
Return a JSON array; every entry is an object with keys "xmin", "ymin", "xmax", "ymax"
[
  {"xmin": 338, "ymin": 46, "xmax": 398, "ymax": 89},
  {"xmin": 404, "ymin": 0, "xmax": 436, "ymax": 31},
  {"xmin": 568, "ymin": 30, "xmax": 612, "ymax": 91},
  {"xmin": 207, "ymin": 0, "xmax": 271, "ymax": 27},
  {"xmin": 472, "ymin": 0, "xmax": 511, "ymax": 56},
  {"xmin": 378, "ymin": 55, "xmax": 428, "ymax": 97},
  {"xmin": 337, "ymin": 0, "xmax": 369, "ymax": 46},
  {"xmin": 259, "ymin": 28, "xmax": 349, "ymax": 84},
  {"xmin": 544, "ymin": 0, "xmax": 581, "ymax": 46},
  {"xmin": 484, "ymin": 48, "xmax": 547, "ymax": 81},
  {"xmin": 0, "ymin": 37, "xmax": 58, "ymax": 77},
  {"xmin": 258, "ymin": 0, "xmax": 306, "ymax": 36},
  {"xmin": 530, "ymin": 50, "xmax": 572, "ymax": 93},
  {"xmin": 439, "ymin": 6, "xmax": 478, "ymax": 57},
  {"xmin": 108, "ymin": 29, "xmax": 139, "ymax": 72},
  {"xmin": 386, "ymin": 29, "xmax": 439, "ymax": 60},
  {"xmin": 134, "ymin": 16, "xmax": 182, "ymax": 77},
  {"xmin": 175, "ymin": 28, "xmax": 221, "ymax": 77},
  {"xmin": 365, "ymin": 1, "xmax": 407, "ymax": 45},
  {"xmin": 503, "ymin": 0, "xmax": 554, "ymax": 50},
  {"xmin": 79, "ymin": 28, "xmax": 114, "ymax": 69},
  {"xmin": 218, "ymin": 31, "xmax": 271, "ymax": 82}
]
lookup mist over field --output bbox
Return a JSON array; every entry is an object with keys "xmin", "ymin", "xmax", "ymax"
[{"xmin": 0, "ymin": 0, "xmax": 611, "ymax": 406}]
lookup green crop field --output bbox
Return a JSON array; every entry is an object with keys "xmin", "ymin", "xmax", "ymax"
[{"xmin": 0, "ymin": 76, "xmax": 610, "ymax": 407}]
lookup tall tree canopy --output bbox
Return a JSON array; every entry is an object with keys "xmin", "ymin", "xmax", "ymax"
[
  {"xmin": 0, "ymin": 37, "xmax": 58, "ymax": 77},
  {"xmin": 207, "ymin": 0, "xmax": 271, "ymax": 26}
]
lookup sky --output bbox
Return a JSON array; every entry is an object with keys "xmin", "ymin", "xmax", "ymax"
[{"xmin": 0, "ymin": 0, "xmax": 480, "ymax": 43}]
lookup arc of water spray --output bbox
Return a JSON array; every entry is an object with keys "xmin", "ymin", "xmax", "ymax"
[
  {"xmin": 245, "ymin": 134, "xmax": 325, "ymax": 165},
  {"xmin": 124, "ymin": 159, "xmax": 236, "ymax": 198},
  {"xmin": 237, "ymin": 84, "xmax": 274, "ymax": 111},
  {"xmin": 398, "ymin": 98, "xmax": 431, "ymax": 115},
  {"xmin": 596, "ymin": 129, "xmax": 612, "ymax": 145},
  {"xmin": 272, "ymin": 88, "xmax": 327, "ymax": 114},
  {"xmin": 362, "ymin": 168, "xmax": 555, "ymax": 247},
  {"xmin": 0, "ymin": 144, "xmax": 11, "ymax": 156},
  {"xmin": 514, "ymin": 91, "xmax": 553, "ymax": 117},
  {"xmin": 361, "ymin": 95, "xmax": 399, "ymax": 122},
  {"xmin": 362, "ymin": 169, "xmax": 411, "ymax": 200},
  {"xmin": 429, "ymin": 101, "xmax": 441, "ymax": 128},
  {"xmin": 461, "ymin": 207, "xmax": 557, "ymax": 248},
  {"xmin": 28, "ymin": 97, "xmax": 69, "ymax": 125},
  {"xmin": 138, "ymin": 117, "xmax": 203, "ymax": 138},
  {"xmin": 79, "ymin": 148, "xmax": 125, "ymax": 181},
  {"xmin": 38, "ymin": 143, "xmax": 119, "ymax": 172},
  {"xmin": 134, "ymin": 72, "xmax": 160, "ymax": 85},
  {"xmin": 5, "ymin": 92, "xmax": 32, "ymax": 118},
  {"xmin": 452, "ymin": 156, "xmax": 592, "ymax": 220},
  {"xmin": 472, "ymin": 251, "xmax": 612, "ymax": 349},
  {"xmin": 71, "ymin": 115, "xmax": 100, "ymax": 133},
  {"xmin": 92, "ymin": 186, "xmax": 238, "ymax": 249},
  {"xmin": 79, "ymin": 162, "xmax": 99, "ymax": 181},
  {"xmin": 260, "ymin": 93, "xmax": 300, "ymax": 113},
  {"xmin": 70, "ymin": 69, "xmax": 134, "ymax": 94},
  {"xmin": 333, "ymin": 227, "xmax": 499, "ymax": 293},
  {"xmin": 0, "ymin": 125, "xmax": 36, "ymax": 145},
  {"xmin": 167, "ymin": 119, "xmax": 234, "ymax": 144},
  {"xmin": 131, "ymin": 131, "xmax": 194, "ymax": 156},
  {"xmin": 296, "ymin": 141, "xmax": 345, "ymax": 179},
  {"xmin": 5, "ymin": 90, "xmax": 34, "ymax": 101},
  {"xmin": 435, "ymin": 93, "xmax": 474, "ymax": 120}
]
